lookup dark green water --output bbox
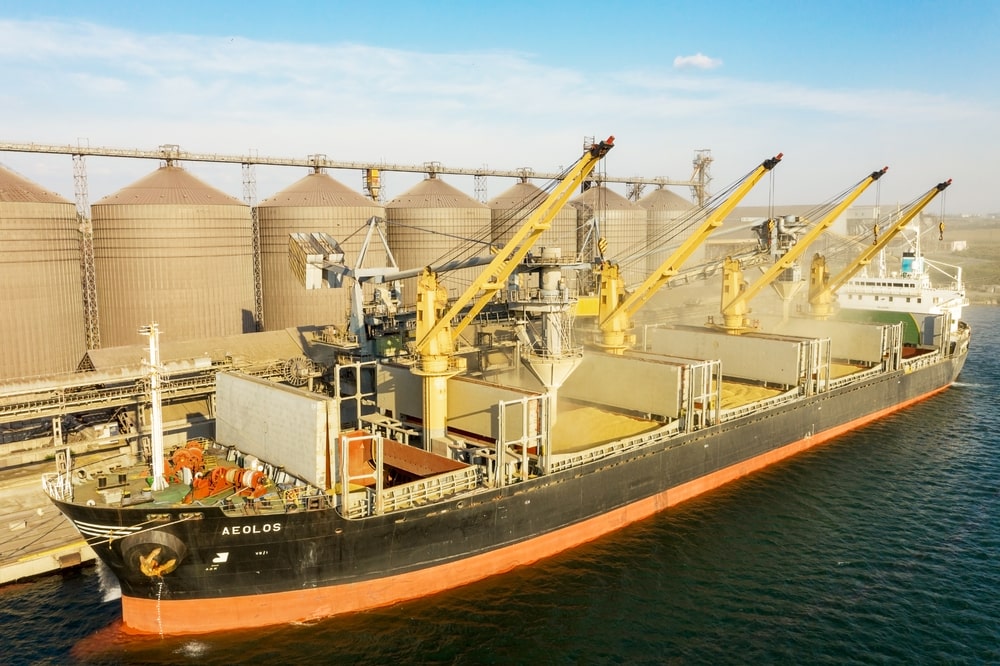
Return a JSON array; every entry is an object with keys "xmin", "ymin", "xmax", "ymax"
[{"xmin": 4, "ymin": 307, "xmax": 998, "ymax": 665}]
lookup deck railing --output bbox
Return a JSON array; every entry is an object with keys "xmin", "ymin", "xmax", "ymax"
[
  {"xmin": 825, "ymin": 365, "xmax": 884, "ymax": 391},
  {"xmin": 718, "ymin": 387, "xmax": 800, "ymax": 423},
  {"xmin": 339, "ymin": 466, "xmax": 482, "ymax": 519},
  {"xmin": 41, "ymin": 472, "xmax": 72, "ymax": 502},
  {"xmin": 901, "ymin": 349, "xmax": 943, "ymax": 373},
  {"xmin": 547, "ymin": 422, "xmax": 681, "ymax": 474},
  {"xmin": 376, "ymin": 466, "xmax": 481, "ymax": 515}
]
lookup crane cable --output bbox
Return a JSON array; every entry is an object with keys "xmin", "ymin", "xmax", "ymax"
[
  {"xmin": 618, "ymin": 169, "xmax": 888, "ymax": 279},
  {"xmin": 819, "ymin": 185, "xmax": 934, "ymax": 263},
  {"xmin": 611, "ymin": 161, "xmax": 775, "ymax": 274}
]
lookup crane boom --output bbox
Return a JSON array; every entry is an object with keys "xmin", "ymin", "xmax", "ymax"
[
  {"xmin": 808, "ymin": 179, "xmax": 952, "ymax": 318},
  {"xmin": 415, "ymin": 136, "xmax": 615, "ymax": 353},
  {"xmin": 716, "ymin": 167, "xmax": 887, "ymax": 333},
  {"xmin": 595, "ymin": 153, "xmax": 782, "ymax": 353},
  {"xmin": 414, "ymin": 136, "xmax": 615, "ymax": 444}
]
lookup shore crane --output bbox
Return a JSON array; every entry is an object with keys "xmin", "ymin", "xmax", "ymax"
[
  {"xmin": 712, "ymin": 167, "xmax": 888, "ymax": 334},
  {"xmin": 414, "ymin": 137, "xmax": 615, "ymax": 443},
  {"xmin": 594, "ymin": 153, "xmax": 782, "ymax": 355},
  {"xmin": 808, "ymin": 179, "xmax": 952, "ymax": 319}
]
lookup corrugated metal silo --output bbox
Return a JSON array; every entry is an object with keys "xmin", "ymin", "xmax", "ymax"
[
  {"xmin": 571, "ymin": 185, "xmax": 647, "ymax": 285},
  {"xmin": 386, "ymin": 175, "xmax": 490, "ymax": 307},
  {"xmin": 91, "ymin": 165, "xmax": 255, "ymax": 347},
  {"xmin": 0, "ymin": 166, "xmax": 86, "ymax": 379},
  {"xmin": 488, "ymin": 179, "xmax": 577, "ymax": 255},
  {"xmin": 639, "ymin": 186, "xmax": 696, "ymax": 276},
  {"xmin": 258, "ymin": 171, "xmax": 386, "ymax": 330}
]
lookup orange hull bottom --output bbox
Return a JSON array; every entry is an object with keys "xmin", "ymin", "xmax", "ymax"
[{"xmin": 122, "ymin": 384, "xmax": 949, "ymax": 635}]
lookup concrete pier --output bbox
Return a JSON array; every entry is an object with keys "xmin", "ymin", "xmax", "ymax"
[{"xmin": 0, "ymin": 462, "xmax": 95, "ymax": 585}]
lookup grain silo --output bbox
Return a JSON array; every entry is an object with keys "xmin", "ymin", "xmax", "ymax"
[
  {"xmin": 488, "ymin": 178, "xmax": 577, "ymax": 255},
  {"xmin": 386, "ymin": 174, "xmax": 490, "ymax": 307},
  {"xmin": 0, "ymin": 166, "xmax": 86, "ymax": 379},
  {"xmin": 257, "ymin": 170, "xmax": 386, "ymax": 330},
  {"xmin": 571, "ymin": 185, "xmax": 646, "ymax": 285},
  {"xmin": 91, "ymin": 165, "xmax": 255, "ymax": 347},
  {"xmin": 639, "ymin": 186, "xmax": 696, "ymax": 276}
]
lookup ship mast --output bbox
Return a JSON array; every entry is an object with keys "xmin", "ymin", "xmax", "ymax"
[{"xmin": 140, "ymin": 323, "xmax": 168, "ymax": 491}]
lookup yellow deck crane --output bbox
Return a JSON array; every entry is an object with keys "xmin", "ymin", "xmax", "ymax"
[
  {"xmin": 414, "ymin": 136, "xmax": 615, "ymax": 442},
  {"xmin": 808, "ymin": 179, "xmax": 951, "ymax": 319},
  {"xmin": 713, "ymin": 167, "xmax": 888, "ymax": 334},
  {"xmin": 594, "ymin": 153, "xmax": 782, "ymax": 354}
]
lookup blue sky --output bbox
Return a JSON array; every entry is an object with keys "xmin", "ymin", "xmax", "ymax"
[{"xmin": 1, "ymin": 0, "xmax": 997, "ymax": 213}]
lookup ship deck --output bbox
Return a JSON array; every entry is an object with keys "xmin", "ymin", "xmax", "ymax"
[
  {"xmin": 718, "ymin": 379, "xmax": 786, "ymax": 409},
  {"xmin": 551, "ymin": 401, "xmax": 660, "ymax": 454},
  {"xmin": 67, "ymin": 456, "xmax": 226, "ymax": 511},
  {"xmin": 61, "ymin": 444, "xmax": 296, "ymax": 517},
  {"xmin": 54, "ymin": 364, "xmax": 879, "ymax": 513},
  {"xmin": 830, "ymin": 361, "xmax": 870, "ymax": 379},
  {"xmin": 549, "ymin": 377, "xmax": 793, "ymax": 455}
]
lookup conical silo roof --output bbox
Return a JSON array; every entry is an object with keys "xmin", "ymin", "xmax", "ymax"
[
  {"xmin": 260, "ymin": 171, "xmax": 378, "ymax": 208},
  {"xmin": 638, "ymin": 187, "xmax": 693, "ymax": 211},
  {"xmin": 94, "ymin": 165, "xmax": 244, "ymax": 205},
  {"xmin": 0, "ymin": 166, "xmax": 72, "ymax": 204},
  {"xmin": 386, "ymin": 175, "xmax": 486, "ymax": 209},
  {"xmin": 570, "ymin": 184, "xmax": 641, "ymax": 210},
  {"xmin": 487, "ymin": 181, "xmax": 546, "ymax": 210},
  {"xmin": 0, "ymin": 166, "xmax": 85, "ymax": 378}
]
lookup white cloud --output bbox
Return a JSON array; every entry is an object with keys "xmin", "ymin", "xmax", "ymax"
[
  {"xmin": 0, "ymin": 19, "xmax": 996, "ymax": 212},
  {"xmin": 673, "ymin": 53, "xmax": 723, "ymax": 70},
  {"xmin": 70, "ymin": 73, "xmax": 129, "ymax": 94}
]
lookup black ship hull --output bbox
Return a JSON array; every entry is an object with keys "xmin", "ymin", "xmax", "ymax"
[{"xmin": 50, "ymin": 347, "xmax": 966, "ymax": 634}]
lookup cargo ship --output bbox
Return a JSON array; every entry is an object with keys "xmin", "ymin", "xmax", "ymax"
[{"xmin": 42, "ymin": 140, "xmax": 970, "ymax": 635}]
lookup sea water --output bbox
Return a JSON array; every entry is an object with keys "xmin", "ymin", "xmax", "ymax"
[{"xmin": 2, "ymin": 307, "xmax": 997, "ymax": 665}]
